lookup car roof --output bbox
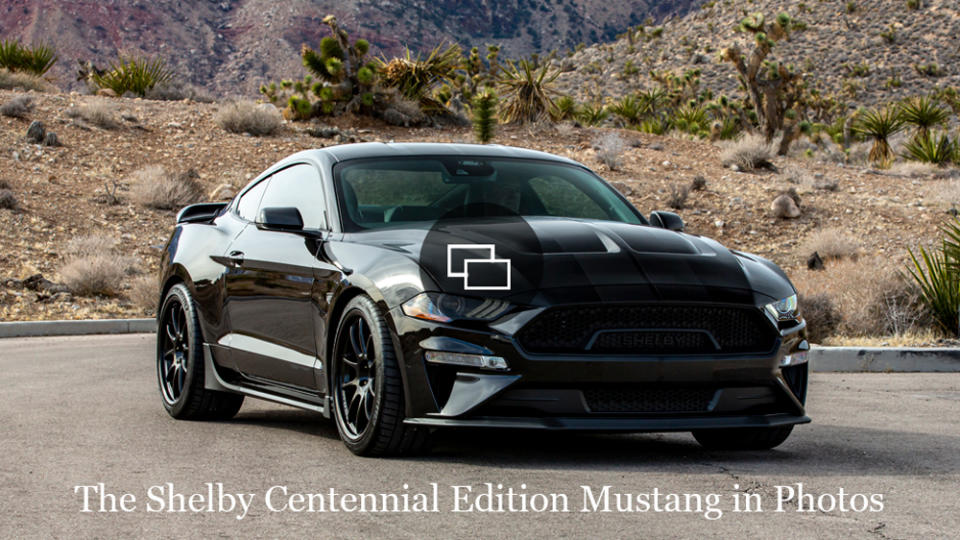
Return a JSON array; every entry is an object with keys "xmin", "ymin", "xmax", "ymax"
[{"xmin": 289, "ymin": 142, "xmax": 585, "ymax": 167}]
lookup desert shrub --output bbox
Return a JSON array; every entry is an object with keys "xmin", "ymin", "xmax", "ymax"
[
  {"xmin": 554, "ymin": 95, "xmax": 577, "ymax": 121},
  {"xmin": 608, "ymin": 94, "xmax": 644, "ymax": 126},
  {"xmin": 902, "ymin": 131, "xmax": 956, "ymax": 166},
  {"xmin": 66, "ymin": 102, "xmax": 120, "ymax": 129},
  {"xmin": 594, "ymin": 132, "xmax": 624, "ymax": 170},
  {"xmin": 0, "ymin": 70, "xmax": 49, "ymax": 91},
  {"xmin": 59, "ymin": 235, "xmax": 128, "ymax": 296},
  {"xmin": 798, "ymin": 227, "xmax": 861, "ymax": 261},
  {"xmin": 92, "ymin": 56, "xmax": 173, "ymax": 97},
  {"xmin": 0, "ymin": 40, "xmax": 57, "ymax": 75},
  {"xmin": 130, "ymin": 166, "xmax": 203, "ymax": 210},
  {"xmin": 719, "ymin": 132, "xmax": 775, "ymax": 170},
  {"xmin": 798, "ymin": 293, "xmax": 841, "ymax": 343},
  {"xmin": 471, "ymin": 89, "xmax": 498, "ymax": 144},
  {"xmin": 0, "ymin": 189, "xmax": 17, "ymax": 210},
  {"xmin": 497, "ymin": 58, "xmax": 560, "ymax": 124},
  {"xmin": 215, "ymin": 101, "xmax": 281, "ymax": 136},
  {"xmin": 128, "ymin": 275, "xmax": 158, "ymax": 314},
  {"xmin": 576, "ymin": 103, "xmax": 609, "ymax": 126},
  {"xmin": 0, "ymin": 95, "xmax": 32, "ymax": 118},
  {"xmin": 793, "ymin": 258, "xmax": 931, "ymax": 338},
  {"xmin": 907, "ymin": 218, "xmax": 960, "ymax": 335},
  {"xmin": 379, "ymin": 44, "xmax": 460, "ymax": 108},
  {"xmin": 667, "ymin": 184, "xmax": 689, "ymax": 209}
]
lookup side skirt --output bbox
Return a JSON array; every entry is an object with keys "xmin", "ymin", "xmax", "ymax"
[{"xmin": 203, "ymin": 344, "xmax": 330, "ymax": 417}]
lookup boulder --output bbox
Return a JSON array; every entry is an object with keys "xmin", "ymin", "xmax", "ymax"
[{"xmin": 771, "ymin": 194, "xmax": 801, "ymax": 219}]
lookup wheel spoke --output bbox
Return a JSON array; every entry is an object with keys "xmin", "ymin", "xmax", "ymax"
[
  {"xmin": 176, "ymin": 309, "xmax": 186, "ymax": 341},
  {"xmin": 340, "ymin": 377, "xmax": 359, "ymax": 391},
  {"xmin": 176, "ymin": 364, "xmax": 185, "ymax": 394},
  {"xmin": 357, "ymin": 318, "xmax": 369, "ymax": 359},
  {"xmin": 361, "ymin": 387, "xmax": 373, "ymax": 422},
  {"xmin": 169, "ymin": 308, "xmax": 180, "ymax": 337},
  {"xmin": 349, "ymin": 324, "xmax": 364, "ymax": 361},
  {"xmin": 165, "ymin": 323, "xmax": 177, "ymax": 344}
]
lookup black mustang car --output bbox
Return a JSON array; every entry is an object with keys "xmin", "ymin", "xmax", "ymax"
[{"xmin": 156, "ymin": 142, "xmax": 809, "ymax": 456}]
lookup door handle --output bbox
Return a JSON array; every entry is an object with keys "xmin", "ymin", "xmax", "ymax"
[{"xmin": 228, "ymin": 250, "xmax": 244, "ymax": 266}]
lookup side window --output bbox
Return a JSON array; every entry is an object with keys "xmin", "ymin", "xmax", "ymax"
[
  {"xmin": 237, "ymin": 179, "xmax": 268, "ymax": 221},
  {"xmin": 528, "ymin": 176, "xmax": 608, "ymax": 220},
  {"xmin": 258, "ymin": 164, "xmax": 327, "ymax": 230}
]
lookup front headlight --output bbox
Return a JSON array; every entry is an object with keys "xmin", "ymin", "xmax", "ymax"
[
  {"xmin": 401, "ymin": 292, "xmax": 512, "ymax": 323},
  {"xmin": 764, "ymin": 294, "xmax": 799, "ymax": 321}
]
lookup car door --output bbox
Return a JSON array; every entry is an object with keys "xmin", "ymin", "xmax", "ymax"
[{"xmin": 221, "ymin": 162, "xmax": 337, "ymax": 390}]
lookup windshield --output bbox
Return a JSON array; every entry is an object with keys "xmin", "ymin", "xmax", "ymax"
[{"xmin": 334, "ymin": 157, "xmax": 644, "ymax": 231}]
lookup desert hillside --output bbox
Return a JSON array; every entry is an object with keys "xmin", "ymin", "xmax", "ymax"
[
  {"xmin": 1, "ymin": 89, "xmax": 956, "ymax": 345},
  {"xmin": 558, "ymin": 0, "xmax": 960, "ymax": 108},
  {"xmin": 0, "ymin": 0, "xmax": 701, "ymax": 95}
]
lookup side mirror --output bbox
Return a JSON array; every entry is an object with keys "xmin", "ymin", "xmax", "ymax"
[
  {"xmin": 257, "ymin": 206, "xmax": 304, "ymax": 231},
  {"xmin": 648, "ymin": 211, "xmax": 685, "ymax": 232}
]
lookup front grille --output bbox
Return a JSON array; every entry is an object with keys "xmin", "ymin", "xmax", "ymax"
[
  {"xmin": 583, "ymin": 386, "xmax": 716, "ymax": 413},
  {"xmin": 516, "ymin": 304, "xmax": 776, "ymax": 355}
]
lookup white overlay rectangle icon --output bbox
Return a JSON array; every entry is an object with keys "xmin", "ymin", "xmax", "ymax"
[{"xmin": 447, "ymin": 244, "xmax": 512, "ymax": 291}]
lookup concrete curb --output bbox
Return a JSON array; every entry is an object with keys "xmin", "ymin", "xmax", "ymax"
[
  {"xmin": 0, "ymin": 318, "xmax": 156, "ymax": 338},
  {"xmin": 810, "ymin": 346, "xmax": 960, "ymax": 372}
]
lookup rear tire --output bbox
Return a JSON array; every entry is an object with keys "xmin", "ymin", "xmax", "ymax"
[
  {"xmin": 692, "ymin": 425, "xmax": 794, "ymax": 450},
  {"xmin": 331, "ymin": 295, "xmax": 429, "ymax": 456},
  {"xmin": 157, "ymin": 283, "xmax": 244, "ymax": 420}
]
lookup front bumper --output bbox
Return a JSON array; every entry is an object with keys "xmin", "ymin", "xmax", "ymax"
[
  {"xmin": 390, "ymin": 306, "xmax": 809, "ymax": 431},
  {"xmin": 405, "ymin": 413, "xmax": 810, "ymax": 431}
]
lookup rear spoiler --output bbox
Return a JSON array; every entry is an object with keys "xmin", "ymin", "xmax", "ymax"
[{"xmin": 176, "ymin": 202, "xmax": 228, "ymax": 224}]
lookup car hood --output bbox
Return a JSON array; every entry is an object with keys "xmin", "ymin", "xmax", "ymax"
[{"xmin": 340, "ymin": 217, "xmax": 793, "ymax": 307}]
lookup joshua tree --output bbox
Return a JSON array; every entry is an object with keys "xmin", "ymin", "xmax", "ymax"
[
  {"xmin": 898, "ymin": 96, "xmax": 949, "ymax": 138},
  {"xmin": 852, "ymin": 105, "xmax": 905, "ymax": 167},
  {"xmin": 300, "ymin": 15, "xmax": 377, "ymax": 115},
  {"xmin": 721, "ymin": 12, "xmax": 807, "ymax": 155}
]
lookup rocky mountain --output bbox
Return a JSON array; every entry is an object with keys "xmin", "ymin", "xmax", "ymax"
[
  {"xmin": 0, "ymin": 0, "xmax": 702, "ymax": 95},
  {"xmin": 556, "ymin": 0, "xmax": 960, "ymax": 108}
]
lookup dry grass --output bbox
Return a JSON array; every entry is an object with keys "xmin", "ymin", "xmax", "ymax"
[
  {"xmin": 0, "ymin": 95, "xmax": 32, "ymax": 118},
  {"xmin": 922, "ymin": 179, "xmax": 960, "ymax": 209},
  {"xmin": 128, "ymin": 275, "xmax": 158, "ymax": 314},
  {"xmin": 820, "ymin": 330, "xmax": 946, "ymax": 347},
  {"xmin": 594, "ymin": 132, "xmax": 625, "ymax": 170},
  {"xmin": 797, "ymin": 227, "xmax": 861, "ymax": 261},
  {"xmin": 130, "ymin": 166, "xmax": 203, "ymax": 210},
  {"xmin": 215, "ymin": 101, "xmax": 281, "ymax": 136},
  {"xmin": 59, "ymin": 234, "xmax": 129, "ymax": 296},
  {"xmin": 719, "ymin": 133, "xmax": 775, "ymax": 170},
  {"xmin": 797, "ymin": 292, "xmax": 841, "ymax": 343},
  {"xmin": 66, "ymin": 102, "xmax": 120, "ymax": 129},
  {"xmin": 791, "ymin": 257, "xmax": 930, "ymax": 338},
  {"xmin": 891, "ymin": 161, "xmax": 960, "ymax": 179},
  {"xmin": 67, "ymin": 234, "xmax": 117, "ymax": 257},
  {"xmin": 0, "ymin": 70, "xmax": 49, "ymax": 92}
]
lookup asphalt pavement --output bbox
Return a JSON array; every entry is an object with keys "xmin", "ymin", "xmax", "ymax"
[{"xmin": 1, "ymin": 334, "xmax": 958, "ymax": 538}]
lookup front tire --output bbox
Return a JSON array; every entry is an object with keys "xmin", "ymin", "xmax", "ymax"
[
  {"xmin": 692, "ymin": 425, "xmax": 794, "ymax": 450},
  {"xmin": 157, "ymin": 283, "xmax": 244, "ymax": 420},
  {"xmin": 331, "ymin": 295, "xmax": 429, "ymax": 456}
]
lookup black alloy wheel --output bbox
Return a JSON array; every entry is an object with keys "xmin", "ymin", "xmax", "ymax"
[
  {"xmin": 335, "ymin": 314, "xmax": 377, "ymax": 439},
  {"xmin": 330, "ymin": 295, "xmax": 429, "ymax": 456},
  {"xmin": 159, "ymin": 297, "xmax": 189, "ymax": 405},
  {"xmin": 156, "ymin": 283, "xmax": 244, "ymax": 420}
]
